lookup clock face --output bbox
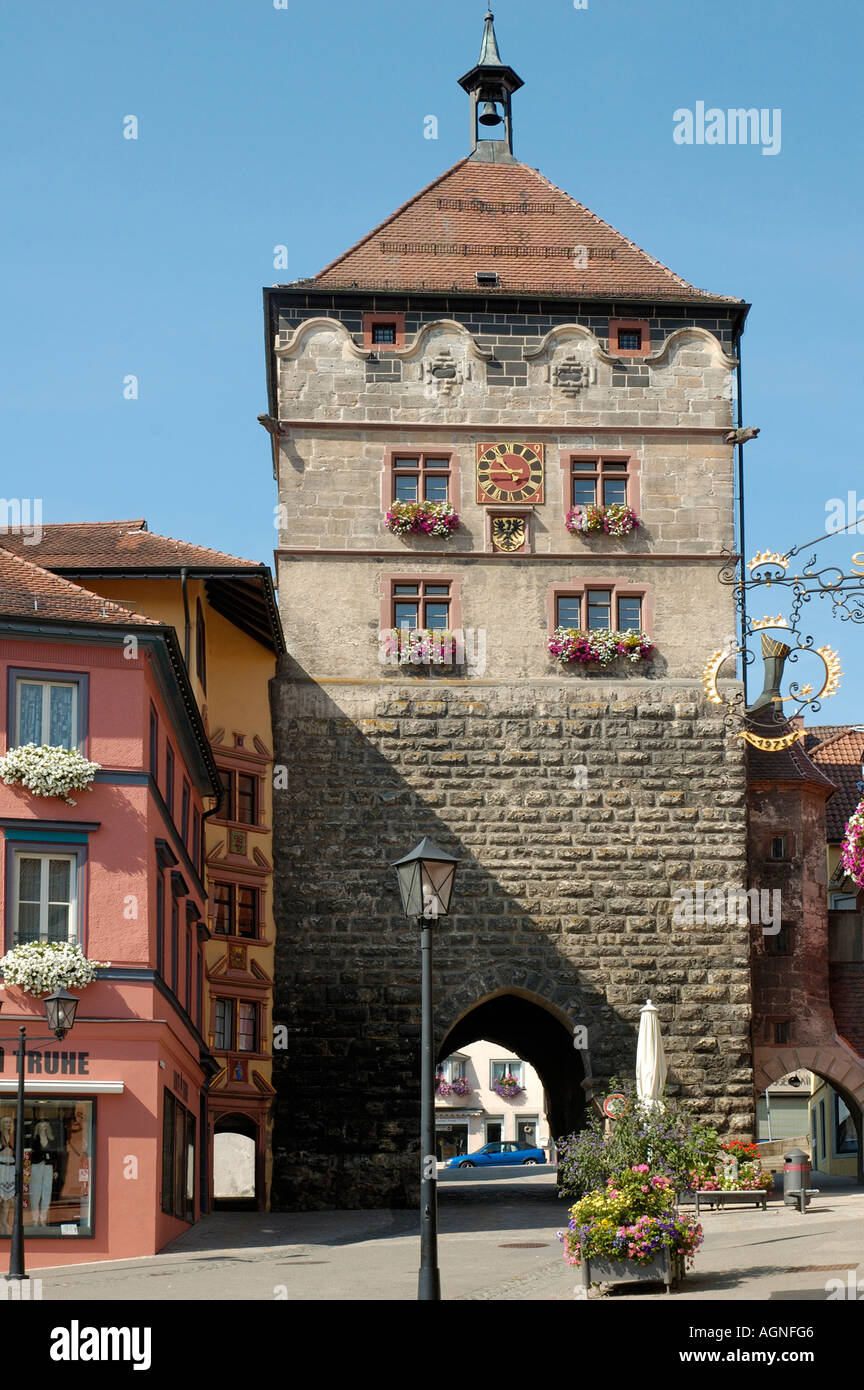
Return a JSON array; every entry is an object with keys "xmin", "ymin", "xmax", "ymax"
[{"xmin": 476, "ymin": 442, "xmax": 544, "ymax": 505}]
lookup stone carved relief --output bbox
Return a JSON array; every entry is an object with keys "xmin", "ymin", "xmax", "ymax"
[
  {"xmin": 420, "ymin": 347, "xmax": 470, "ymax": 397},
  {"xmin": 548, "ymin": 354, "xmax": 598, "ymax": 397},
  {"xmin": 524, "ymin": 324, "xmax": 611, "ymax": 404}
]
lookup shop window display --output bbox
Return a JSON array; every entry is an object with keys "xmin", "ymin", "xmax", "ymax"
[{"xmin": 0, "ymin": 1099, "xmax": 93, "ymax": 1238}]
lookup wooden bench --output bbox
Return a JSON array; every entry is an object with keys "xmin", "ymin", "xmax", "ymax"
[{"xmin": 691, "ymin": 1189, "xmax": 768, "ymax": 1217}]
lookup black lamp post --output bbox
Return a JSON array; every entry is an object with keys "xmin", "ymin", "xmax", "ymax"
[
  {"xmin": 392, "ymin": 837, "xmax": 459, "ymax": 1303},
  {"xmin": 1, "ymin": 987, "xmax": 79, "ymax": 1281}
]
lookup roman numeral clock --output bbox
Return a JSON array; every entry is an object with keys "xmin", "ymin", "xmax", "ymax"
[
  {"xmin": 476, "ymin": 442, "xmax": 544, "ymax": 506},
  {"xmin": 477, "ymin": 442, "xmax": 544, "ymax": 553}
]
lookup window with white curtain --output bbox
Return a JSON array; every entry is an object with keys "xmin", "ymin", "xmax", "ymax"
[
  {"xmin": 13, "ymin": 853, "xmax": 77, "ymax": 945},
  {"xmin": 15, "ymin": 679, "xmax": 78, "ymax": 749}
]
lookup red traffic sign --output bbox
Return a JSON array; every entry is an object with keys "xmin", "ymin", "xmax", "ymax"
[{"xmin": 603, "ymin": 1093, "xmax": 628, "ymax": 1118}]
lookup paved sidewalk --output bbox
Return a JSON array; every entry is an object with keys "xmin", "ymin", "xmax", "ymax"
[{"xmin": 21, "ymin": 1171, "xmax": 864, "ymax": 1302}]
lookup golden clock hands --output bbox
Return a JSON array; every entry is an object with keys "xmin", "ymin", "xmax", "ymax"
[{"xmin": 490, "ymin": 463, "xmax": 522, "ymax": 481}]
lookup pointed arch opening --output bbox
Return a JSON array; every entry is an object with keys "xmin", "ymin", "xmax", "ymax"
[{"xmin": 438, "ymin": 990, "xmax": 587, "ymax": 1147}]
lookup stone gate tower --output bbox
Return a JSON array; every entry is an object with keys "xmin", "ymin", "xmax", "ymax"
[{"xmin": 263, "ymin": 11, "xmax": 754, "ymax": 1209}]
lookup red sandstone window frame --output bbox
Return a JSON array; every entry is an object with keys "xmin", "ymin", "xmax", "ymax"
[
  {"xmin": 381, "ymin": 447, "xmax": 461, "ymax": 513},
  {"xmin": 546, "ymin": 578, "xmax": 653, "ymax": 635},
  {"xmin": 362, "ymin": 312, "xmax": 406, "ymax": 350},
  {"xmin": 210, "ymin": 994, "xmax": 265, "ymax": 1056},
  {"xmin": 211, "ymin": 879, "xmax": 260, "ymax": 940},
  {"xmin": 561, "ymin": 452, "xmax": 642, "ymax": 519},
  {"xmin": 379, "ymin": 574, "xmax": 464, "ymax": 633},
  {"xmin": 609, "ymin": 318, "xmax": 652, "ymax": 358},
  {"xmin": 214, "ymin": 763, "xmax": 263, "ymax": 830}
]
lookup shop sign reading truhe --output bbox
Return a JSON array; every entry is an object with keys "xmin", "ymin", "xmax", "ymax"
[{"xmin": 0, "ymin": 1049, "xmax": 90, "ymax": 1075}]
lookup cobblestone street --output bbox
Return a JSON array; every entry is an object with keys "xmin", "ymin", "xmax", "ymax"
[{"xmin": 23, "ymin": 1170, "xmax": 864, "ymax": 1303}]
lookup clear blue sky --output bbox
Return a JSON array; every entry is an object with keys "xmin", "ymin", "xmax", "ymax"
[{"xmin": 2, "ymin": 0, "xmax": 863, "ymax": 717}]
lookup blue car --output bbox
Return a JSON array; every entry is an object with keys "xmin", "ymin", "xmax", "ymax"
[{"xmin": 446, "ymin": 1141, "xmax": 546, "ymax": 1169}]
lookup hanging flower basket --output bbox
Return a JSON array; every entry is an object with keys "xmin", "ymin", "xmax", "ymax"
[
  {"xmin": 385, "ymin": 501, "xmax": 460, "ymax": 539},
  {"xmin": 491, "ymin": 1075, "xmax": 524, "ymax": 1100},
  {"xmin": 0, "ymin": 942, "xmax": 110, "ymax": 998},
  {"xmin": 841, "ymin": 798, "xmax": 864, "ymax": 890},
  {"xmin": 547, "ymin": 628, "xmax": 654, "ymax": 667},
  {"xmin": 0, "ymin": 744, "xmax": 101, "ymax": 806},
  {"xmin": 565, "ymin": 504, "xmax": 639, "ymax": 538}
]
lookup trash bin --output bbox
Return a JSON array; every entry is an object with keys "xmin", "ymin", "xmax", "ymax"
[{"xmin": 783, "ymin": 1147, "xmax": 811, "ymax": 1208}]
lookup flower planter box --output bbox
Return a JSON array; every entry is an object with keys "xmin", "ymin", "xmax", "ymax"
[{"xmin": 577, "ymin": 1248, "xmax": 683, "ymax": 1296}]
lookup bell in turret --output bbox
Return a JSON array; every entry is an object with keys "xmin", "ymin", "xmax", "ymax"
[{"xmin": 479, "ymin": 99, "xmax": 503, "ymax": 127}]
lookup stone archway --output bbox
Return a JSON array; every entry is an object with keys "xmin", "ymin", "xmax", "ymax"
[
  {"xmin": 438, "ymin": 987, "xmax": 587, "ymax": 1144},
  {"xmin": 212, "ymin": 1112, "xmax": 261, "ymax": 1208},
  {"xmin": 754, "ymin": 1040, "xmax": 864, "ymax": 1183}
]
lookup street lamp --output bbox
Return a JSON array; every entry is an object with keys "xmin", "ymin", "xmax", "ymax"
[
  {"xmin": 392, "ymin": 836, "xmax": 459, "ymax": 1302},
  {"xmin": 0, "ymin": 987, "xmax": 79, "ymax": 1281}
]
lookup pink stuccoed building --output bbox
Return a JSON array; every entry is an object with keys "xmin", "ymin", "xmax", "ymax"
[{"xmin": 0, "ymin": 546, "xmax": 221, "ymax": 1265}]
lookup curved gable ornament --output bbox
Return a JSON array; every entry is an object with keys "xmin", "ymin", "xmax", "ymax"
[
  {"xmin": 644, "ymin": 326, "xmax": 738, "ymax": 369},
  {"xmin": 388, "ymin": 319, "xmax": 494, "ymax": 363},
  {"xmin": 523, "ymin": 323, "xmax": 616, "ymax": 366},
  {"xmin": 275, "ymin": 317, "xmax": 371, "ymax": 361}
]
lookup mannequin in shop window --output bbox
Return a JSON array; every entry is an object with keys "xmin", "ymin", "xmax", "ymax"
[
  {"xmin": 0, "ymin": 1115, "xmax": 15, "ymax": 1231},
  {"xmin": 29, "ymin": 1120, "xmax": 56, "ymax": 1226},
  {"xmin": 60, "ymin": 1105, "xmax": 89, "ymax": 1215}
]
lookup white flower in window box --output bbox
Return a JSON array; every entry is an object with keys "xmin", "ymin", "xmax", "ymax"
[
  {"xmin": 380, "ymin": 629, "xmax": 462, "ymax": 666},
  {"xmin": 0, "ymin": 744, "xmax": 101, "ymax": 805},
  {"xmin": 0, "ymin": 942, "xmax": 110, "ymax": 998}
]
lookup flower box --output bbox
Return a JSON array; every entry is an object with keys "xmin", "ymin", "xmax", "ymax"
[
  {"xmin": 547, "ymin": 627, "xmax": 654, "ymax": 667},
  {"xmin": 577, "ymin": 1248, "xmax": 684, "ymax": 1296},
  {"xmin": 380, "ymin": 628, "xmax": 462, "ymax": 667},
  {"xmin": 559, "ymin": 1167, "xmax": 703, "ymax": 1290},
  {"xmin": 565, "ymin": 504, "xmax": 639, "ymax": 538},
  {"xmin": 491, "ymin": 1076, "xmax": 524, "ymax": 1099},
  {"xmin": 0, "ymin": 744, "xmax": 101, "ymax": 805},
  {"xmin": 0, "ymin": 942, "xmax": 109, "ymax": 997},
  {"xmin": 448, "ymin": 1078, "xmax": 473, "ymax": 1097},
  {"xmin": 385, "ymin": 501, "xmax": 460, "ymax": 539}
]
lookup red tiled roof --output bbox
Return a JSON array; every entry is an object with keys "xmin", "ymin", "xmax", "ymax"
[
  {"xmin": 307, "ymin": 158, "xmax": 739, "ymax": 302},
  {"xmin": 0, "ymin": 520, "xmax": 263, "ymax": 572},
  {"xmin": 809, "ymin": 727, "xmax": 864, "ymax": 840},
  {"xmin": 803, "ymin": 724, "xmax": 852, "ymax": 753},
  {"xmin": 0, "ymin": 546, "xmax": 158, "ymax": 627}
]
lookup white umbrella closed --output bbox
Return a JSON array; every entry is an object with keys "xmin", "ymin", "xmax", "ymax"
[{"xmin": 636, "ymin": 998, "xmax": 667, "ymax": 1109}]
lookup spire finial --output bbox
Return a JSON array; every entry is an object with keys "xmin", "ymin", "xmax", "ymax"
[{"xmin": 478, "ymin": 9, "xmax": 503, "ymax": 66}]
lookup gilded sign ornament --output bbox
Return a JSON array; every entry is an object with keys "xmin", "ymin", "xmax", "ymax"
[{"xmin": 712, "ymin": 518, "xmax": 864, "ymax": 750}]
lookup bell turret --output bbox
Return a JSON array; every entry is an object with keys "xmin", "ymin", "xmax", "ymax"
[{"xmin": 458, "ymin": 10, "xmax": 523, "ymax": 163}]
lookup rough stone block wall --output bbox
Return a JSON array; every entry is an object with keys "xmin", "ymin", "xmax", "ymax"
[
  {"xmin": 829, "ymin": 965, "xmax": 864, "ymax": 1056},
  {"xmin": 749, "ymin": 783, "xmax": 834, "ymax": 1047},
  {"xmin": 270, "ymin": 677, "xmax": 753, "ymax": 1210}
]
